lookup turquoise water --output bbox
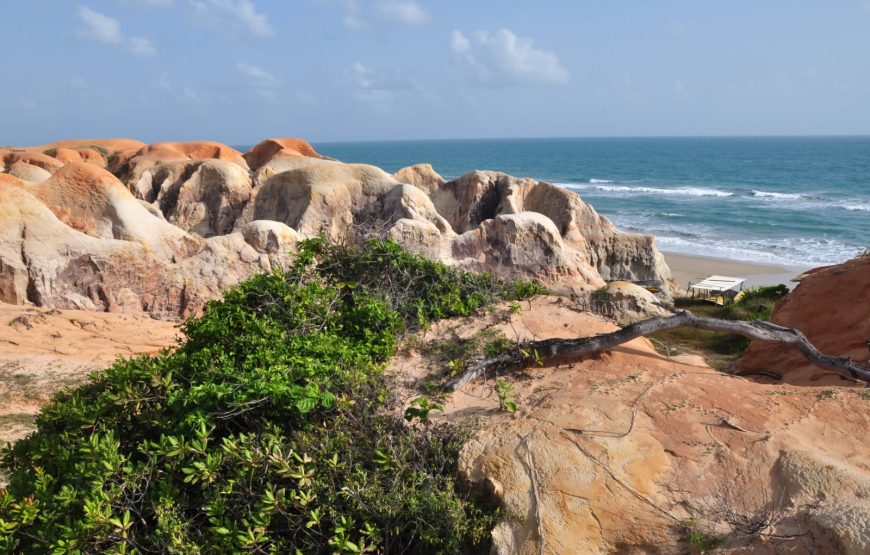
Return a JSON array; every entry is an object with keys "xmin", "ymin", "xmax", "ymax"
[{"xmin": 297, "ymin": 137, "xmax": 869, "ymax": 266}]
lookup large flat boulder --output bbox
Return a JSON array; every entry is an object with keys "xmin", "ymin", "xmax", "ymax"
[{"xmin": 388, "ymin": 297, "xmax": 869, "ymax": 554}]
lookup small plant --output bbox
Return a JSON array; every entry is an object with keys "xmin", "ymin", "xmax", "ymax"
[
  {"xmin": 404, "ymin": 396, "xmax": 444, "ymax": 423},
  {"xmin": 494, "ymin": 379, "xmax": 517, "ymax": 413},
  {"xmin": 592, "ymin": 286, "xmax": 611, "ymax": 300},
  {"xmin": 686, "ymin": 528, "xmax": 721, "ymax": 552},
  {"xmin": 519, "ymin": 347, "xmax": 544, "ymax": 367},
  {"xmin": 484, "ymin": 337, "xmax": 514, "ymax": 358},
  {"xmin": 508, "ymin": 302, "xmax": 522, "ymax": 314}
]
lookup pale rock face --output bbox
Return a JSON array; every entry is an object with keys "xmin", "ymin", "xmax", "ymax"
[
  {"xmin": 7, "ymin": 162, "xmax": 52, "ymax": 183},
  {"xmin": 579, "ymin": 280, "xmax": 673, "ymax": 325},
  {"xmin": 452, "ymin": 213, "xmax": 604, "ymax": 288},
  {"xmin": 240, "ymin": 220, "xmax": 302, "ymax": 255},
  {"xmin": 387, "ymin": 218, "xmax": 450, "ymax": 261},
  {"xmin": 392, "ymin": 163, "xmax": 445, "ymax": 195},
  {"xmin": 238, "ymin": 158, "xmax": 451, "ymax": 240},
  {"xmin": 414, "ymin": 169, "xmax": 673, "ymax": 290},
  {"xmin": 429, "ymin": 170, "xmax": 526, "ymax": 234},
  {"xmin": 26, "ymin": 162, "xmax": 199, "ymax": 260},
  {"xmin": 0, "ymin": 180, "xmax": 162, "ymax": 310},
  {"xmin": 132, "ymin": 159, "xmax": 253, "ymax": 237}
]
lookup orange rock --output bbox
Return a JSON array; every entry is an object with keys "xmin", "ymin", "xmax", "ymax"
[
  {"xmin": 244, "ymin": 138, "xmax": 322, "ymax": 170},
  {"xmin": 0, "ymin": 173, "xmax": 26, "ymax": 186},
  {"xmin": 51, "ymin": 147, "xmax": 107, "ymax": 167},
  {"xmin": 389, "ymin": 296, "xmax": 870, "ymax": 554},
  {"xmin": 738, "ymin": 255, "xmax": 870, "ymax": 386},
  {"xmin": 133, "ymin": 141, "xmax": 248, "ymax": 167},
  {"xmin": 39, "ymin": 138, "xmax": 147, "ymax": 153},
  {"xmin": 1, "ymin": 151, "xmax": 63, "ymax": 173}
]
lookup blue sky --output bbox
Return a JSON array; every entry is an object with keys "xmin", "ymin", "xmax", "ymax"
[{"xmin": 1, "ymin": 1, "xmax": 869, "ymax": 145}]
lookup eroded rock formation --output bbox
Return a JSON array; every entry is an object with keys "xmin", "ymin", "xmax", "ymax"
[{"xmin": 0, "ymin": 137, "xmax": 672, "ymax": 319}]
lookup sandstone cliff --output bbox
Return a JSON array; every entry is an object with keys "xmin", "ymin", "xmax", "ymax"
[{"xmin": 0, "ymin": 137, "xmax": 672, "ymax": 319}]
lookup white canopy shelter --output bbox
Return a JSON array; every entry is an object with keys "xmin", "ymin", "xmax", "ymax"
[{"xmin": 689, "ymin": 275, "xmax": 746, "ymax": 293}]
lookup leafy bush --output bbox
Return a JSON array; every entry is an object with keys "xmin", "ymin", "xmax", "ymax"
[
  {"xmin": 291, "ymin": 236, "xmax": 548, "ymax": 327},
  {"xmin": 0, "ymin": 239, "xmax": 543, "ymax": 553},
  {"xmin": 720, "ymin": 284, "xmax": 789, "ymax": 322}
]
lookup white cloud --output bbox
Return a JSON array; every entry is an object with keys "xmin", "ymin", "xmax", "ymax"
[
  {"xmin": 336, "ymin": 0, "xmax": 367, "ymax": 31},
  {"xmin": 76, "ymin": 6, "xmax": 123, "ymax": 43},
  {"xmin": 129, "ymin": 37, "xmax": 157, "ymax": 56},
  {"xmin": 375, "ymin": 0, "xmax": 430, "ymax": 25},
  {"xmin": 188, "ymin": 0, "xmax": 275, "ymax": 38},
  {"xmin": 75, "ymin": 6, "xmax": 157, "ymax": 56},
  {"xmin": 450, "ymin": 28, "xmax": 569, "ymax": 86},
  {"xmin": 450, "ymin": 29, "xmax": 470, "ymax": 54},
  {"xmin": 348, "ymin": 61, "xmax": 416, "ymax": 92}
]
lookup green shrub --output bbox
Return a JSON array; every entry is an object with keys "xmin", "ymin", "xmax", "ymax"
[
  {"xmin": 291, "ymin": 236, "xmax": 548, "ymax": 328},
  {"xmin": 0, "ymin": 239, "xmax": 543, "ymax": 553}
]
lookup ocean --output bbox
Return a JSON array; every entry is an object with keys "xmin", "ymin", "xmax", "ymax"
[{"xmin": 303, "ymin": 137, "xmax": 869, "ymax": 268}]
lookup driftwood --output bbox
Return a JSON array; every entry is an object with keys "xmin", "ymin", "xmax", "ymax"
[{"xmin": 449, "ymin": 311, "xmax": 870, "ymax": 391}]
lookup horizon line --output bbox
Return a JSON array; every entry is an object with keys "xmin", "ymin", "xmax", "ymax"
[{"xmin": 308, "ymin": 133, "xmax": 870, "ymax": 146}]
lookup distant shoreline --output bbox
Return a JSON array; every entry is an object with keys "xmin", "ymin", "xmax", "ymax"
[{"xmin": 661, "ymin": 251, "xmax": 812, "ymax": 292}]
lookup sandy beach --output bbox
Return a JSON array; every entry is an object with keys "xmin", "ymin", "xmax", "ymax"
[{"xmin": 662, "ymin": 251, "xmax": 812, "ymax": 292}]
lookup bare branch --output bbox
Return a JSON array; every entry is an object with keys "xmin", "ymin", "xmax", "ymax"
[{"xmin": 449, "ymin": 310, "xmax": 870, "ymax": 390}]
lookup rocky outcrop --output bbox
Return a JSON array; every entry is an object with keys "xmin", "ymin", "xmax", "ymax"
[
  {"xmin": 122, "ymin": 141, "xmax": 250, "ymax": 186},
  {"xmin": 392, "ymin": 163, "xmax": 445, "ymax": 194},
  {"xmin": 579, "ymin": 280, "xmax": 673, "ymax": 325},
  {"xmin": 6, "ymin": 162, "xmax": 51, "ymax": 183},
  {"xmin": 388, "ymin": 297, "xmax": 870, "ymax": 554},
  {"xmin": 236, "ymin": 158, "xmax": 452, "ymax": 239},
  {"xmin": 451, "ymin": 213, "xmax": 603, "ymax": 287},
  {"xmin": 418, "ymin": 170, "xmax": 672, "ymax": 289},
  {"xmin": 131, "ymin": 159, "xmax": 253, "ymax": 237},
  {"xmin": 0, "ymin": 136, "xmax": 674, "ymax": 318},
  {"xmin": 737, "ymin": 255, "xmax": 870, "ymax": 386},
  {"xmin": 244, "ymin": 137, "xmax": 323, "ymax": 170}
]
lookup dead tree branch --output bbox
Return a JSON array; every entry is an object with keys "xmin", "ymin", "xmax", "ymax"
[{"xmin": 448, "ymin": 311, "xmax": 870, "ymax": 390}]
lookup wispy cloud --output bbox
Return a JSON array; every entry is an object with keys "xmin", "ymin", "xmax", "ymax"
[
  {"xmin": 154, "ymin": 72, "xmax": 204, "ymax": 103},
  {"xmin": 236, "ymin": 62, "xmax": 277, "ymax": 84},
  {"xmin": 236, "ymin": 62, "xmax": 278, "ymax": 102},
  {"xmin": 75, "ymin": 5, "xmax": 157, "ymax": 56},
  {"xmin": 188, "ymin": 0, "xmax": 275, "ymax": 38},
  {"xmin": 345, "ymin": 61, "xmax": 421, "ymax": 111},
  {"xmin": 450, "ymin": 28, "xmax": 568, "ymax": 86},
  {"xmin": 235, "ymin": 62, "xmax": 314, "ymax": 104},
  {"xmin": 374, "ymin": 1, "xmax": 430, "ymax": 25},
  {"xmin": 337, "ymin": 0, "xmax": 367, "ymax": 31}
]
